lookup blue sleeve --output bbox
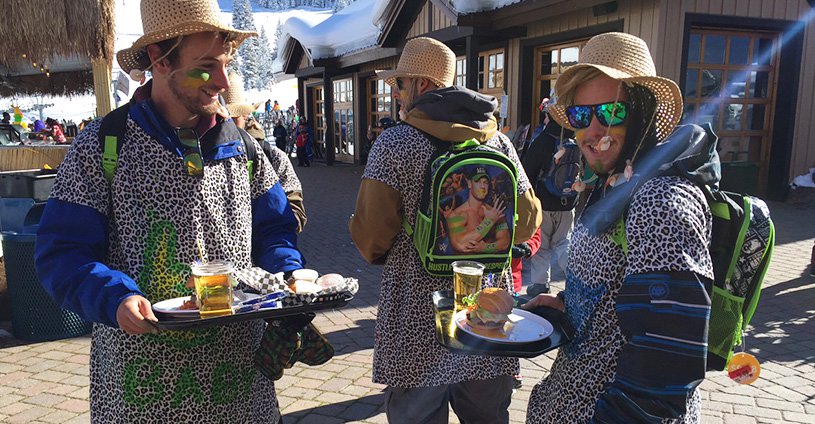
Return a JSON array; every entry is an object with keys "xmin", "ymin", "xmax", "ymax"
[
  {"xmin": 252, "ymin": 181, "xmax": 304, "ymax": 273},
  {"xmin": 34, "ymin": 199, "xmax": 144, "ymax": 328},
  {"xmin": 591, "ymin": 271, "xmax": 712, "ymax": 423}
]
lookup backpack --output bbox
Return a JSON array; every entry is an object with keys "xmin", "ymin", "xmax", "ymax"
[
  {"xmin": 404, "ymin": 136, "xmax": 519, "ymax": 277},
  {"xmin": 98, "ymin": 103, "xmax": 258, "ymax": 183},
  {"xmin": 610, "ymin": 187, "xmax": 775, "ymax": 371},
  {"xmin": 536, "ymin": 135, "xmax": 582, "ymax": 206}
]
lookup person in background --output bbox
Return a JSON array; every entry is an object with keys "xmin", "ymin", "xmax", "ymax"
[
  {"xmin": 295, "ymin": 122, "xmax": 311, "ymax": 167},
  {"xmin": 523, "ymin": 32, "xmax": 714, "ymax": 423},
  {"xmin": 33, "ymin": 118, "xmax": 46, "ymax": 133},
  {"xmin": 45, "ymin": 117, "xmax": 67, "ymax": 144},
  {"xmin": 224, "ymin": 72, "xmax": 307, "ymax": 232},
  {"xmin": 349, "ymin": 36, "xmax": 542, "ymax": 424},
  {"xmin": 273, "ymin": 120, "xmax": 288, "ymax": 151},
  {"xmin": 34, "ymin": 0, "xmax": 303, "ymax": 422},
  {"xmin": 1, "ymin": 112, "xmax": 10, "ymax": 124},
  {"xmin": 521, "ymin": 100, "xmax": 577, "ymax": 296}
]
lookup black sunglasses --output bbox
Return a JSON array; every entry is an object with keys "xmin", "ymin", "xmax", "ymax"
[
  {"xmin": 176, "ymin": 128, "xmax": 204, "ymax": 178},
  {"xmin": 565, "ymin": 101, "xmax": 629, "ymax": 129},
  {"xmin": 395, "ymin": 78, "xmax": 410, "ymax": 91}
]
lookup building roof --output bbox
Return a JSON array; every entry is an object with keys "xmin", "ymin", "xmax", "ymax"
[{"xmin": 0, "ymin": 0, "xmax": 115, "ymax": 96}]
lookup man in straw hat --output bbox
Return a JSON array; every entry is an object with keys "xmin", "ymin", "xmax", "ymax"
[
  {"xmin": 349, "ymin": 36, "xmax": 541, "ymax": 423},
  {"xmin": 224, "ymin": 72, "xmax": 307, "ymax": 232},
  {"xmin": 523, "ymin": 32, "xmax": 720, "ymax": 423},
  {"xmin": 34, "ymin": 1, "xmax": 304, "ymax": 422}
]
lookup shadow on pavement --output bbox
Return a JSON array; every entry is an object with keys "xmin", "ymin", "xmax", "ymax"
[
  {"xmin": 324, "ymin": 318, "xmax": 376, "ymax": 354},
  {"xmin": 747, "ymin": 272, "xmax": 815, "ymax": 362},
  {"xmin": 283, "ymin": 392, "xmax": 386, "ymax": 423}
]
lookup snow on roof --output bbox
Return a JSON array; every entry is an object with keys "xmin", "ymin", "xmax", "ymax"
[
  {"xmin": 451, "ymin": 0, "xmax": 524, "ymax": 14},
  {"xmin": 276, "ymin": 0, "xmax": 386, "ymax": 68}
]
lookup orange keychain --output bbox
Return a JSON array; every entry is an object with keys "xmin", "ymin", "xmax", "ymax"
[{"xmin": 727, "ymin": 352, "xmax": 760, "ymax": 385}]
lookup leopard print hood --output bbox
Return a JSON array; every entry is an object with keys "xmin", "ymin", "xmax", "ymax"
[{"xmin": 403, "ymin": 86, "xmax": 499, "ymax": 143}]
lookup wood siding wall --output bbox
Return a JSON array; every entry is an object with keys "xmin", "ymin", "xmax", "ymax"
[
  {"xmin": 359, "ymin": 56, "xmax": 399, "ymax": 73},
  {"xmin": 505, "ymin": 0, "xmax": 661, "ymax": 129},
  {"xmin": 656, "ymin": 0, "xmax": 814, "ymax": 181},
  {"xmin": 407, "ymin": 2, "xmax": 456, "ymax": 39}
]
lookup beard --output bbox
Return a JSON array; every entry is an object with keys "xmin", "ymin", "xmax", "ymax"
[{"xmin": 168, "ymin": 71, "xmax": 221, "ymax": 117}]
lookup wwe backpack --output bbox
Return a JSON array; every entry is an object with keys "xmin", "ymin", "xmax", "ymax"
[{"xmin": 404, "ymin": 137, "xmax": 519, "ymax": 277}]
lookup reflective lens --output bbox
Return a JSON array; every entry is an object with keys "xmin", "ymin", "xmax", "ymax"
[
  {"xmin": 566, "ymin": 101, "xmax": 629, "ymax": 129},
  {"xmin": 176, "ymin": 128, "xmax": 204, "ymax": 178}
]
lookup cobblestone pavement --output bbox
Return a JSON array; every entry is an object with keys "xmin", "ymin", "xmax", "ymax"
[{"xmin": 1, "ymin": 160, "xmax": 814, "ymax": 423}]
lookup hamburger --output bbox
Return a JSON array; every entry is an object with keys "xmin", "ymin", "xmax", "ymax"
[{"xmin": 465, "ymin": 287, "xmax": 514, "ymax": 331}]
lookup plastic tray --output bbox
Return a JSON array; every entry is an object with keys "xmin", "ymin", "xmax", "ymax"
[
  {"xmin": 154, "ymin": 292, "xmax": 353, "ymax": 331},
  {"xmin": 432, "ymin": 290, "xmax": 573, "ymax": 358}
]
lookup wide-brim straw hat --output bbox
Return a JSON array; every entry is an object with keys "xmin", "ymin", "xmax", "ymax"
[
  {"xmin": 549, "ymin": 32, "xmax": 683, "ymax": 140},
  {"xmin": 376, "ymin": 37, "xmax": 456, "ymax": 89},
  {"xmin": 224, "ymin": 73, "xmax": 259, "ymax": 117},
  {"xmin": 117, "ymin": 0, "xmax": 257, "ymax": 74}
]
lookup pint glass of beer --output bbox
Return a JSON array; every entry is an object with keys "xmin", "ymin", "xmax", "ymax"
[
  {"xmin": 191, "ymin": 260, "xmax": 235, "ymax": 318},
  {"xmin": 452, "ymin": 261, "xmax": 485, "ymax": 312}
]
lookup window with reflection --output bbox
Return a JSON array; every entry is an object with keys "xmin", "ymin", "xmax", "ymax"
[
  {"xmin": 478, "ymin": 49, "xmax": 505, "ymax": 94},
  {"xmin": 332, "ymin": 78, "xmax": 355, "ymax": 160},
  {"xmin": 682, "ymin": 28, "xmax": 779, "ymax": 192},
  {"xmin": 532, "ymin": 40, "xmax": 588, "ymax": 128},
  {"xmin": 455, "ymin": 56, "xmax": 467, "ymax": 86}
]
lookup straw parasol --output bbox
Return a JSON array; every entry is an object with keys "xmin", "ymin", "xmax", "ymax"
[{"xmin": 0, "ymin": 0, "xmax": 116, "ymax": 97}]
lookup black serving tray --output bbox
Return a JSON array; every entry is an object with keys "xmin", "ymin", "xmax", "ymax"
[
  {"xmin": 154, "ymin": 293, "xmax": 353, "ymax": 331},
  {"xmin": 432, "ymin": 290, "xmax": 573, "ymax": 358}
]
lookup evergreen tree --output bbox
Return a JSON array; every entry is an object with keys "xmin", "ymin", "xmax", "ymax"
[{"xmin": 333, "ymin": 0, "xmax": 354, "ymax": 12}]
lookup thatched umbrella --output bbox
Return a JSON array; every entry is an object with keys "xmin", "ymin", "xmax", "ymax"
[{"xmin": 0, "ymin": 0, "xmax": 115, "ymax": 97}]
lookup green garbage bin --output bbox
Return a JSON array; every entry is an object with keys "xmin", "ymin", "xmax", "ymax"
[{"xmin": 1, "ymin": 220, "xmax": 92, "ymax": 341}]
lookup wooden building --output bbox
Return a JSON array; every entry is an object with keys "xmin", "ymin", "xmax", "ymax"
[{"xmin": 280, "ymin": 0, "xmax": 815, "ymax": 199}]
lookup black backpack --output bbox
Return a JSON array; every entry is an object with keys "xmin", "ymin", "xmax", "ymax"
[
  {"xmin": 404, "ymin": 135, "xmax": 519, "ymax": 277},
  {"xmin": 98, "ymin": 103, "xmax": 258, "ymax": 183},
  {"xmin": 536, "ymin": 135, "xmax": 582, "ymax": 206}
]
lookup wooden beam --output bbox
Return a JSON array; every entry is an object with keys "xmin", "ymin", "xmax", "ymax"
[
  {"xmin": 380, "ymin": 0, "xmax": 430, "ymax": 47},
  {"xmin": 295, "ymin": 66, "xmax": 326, "ymax": 79},
  {"xmin": 314, "ymin": 48, "xmax": 398, "ymax": 69},
  {"xmin": 91, "ymin": 57, "xmax": 112, "ymax": 117}
]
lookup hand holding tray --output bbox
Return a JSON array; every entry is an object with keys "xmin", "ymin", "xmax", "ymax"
[{"xmin": 432, "ymin": 290, "xmax": 574, "ymax": 358}]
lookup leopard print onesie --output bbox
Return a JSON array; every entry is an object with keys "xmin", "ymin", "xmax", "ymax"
[
  {"xmin": 50, "ymin": 118, "xmax": 283, "ymax": 423},
  {"xmin": 526, "ymin": 177, "xmax": 713, "ymax": 423}
]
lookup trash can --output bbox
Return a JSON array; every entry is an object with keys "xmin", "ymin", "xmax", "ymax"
[
  {"xmin": 1, "ymin": 204, "xmax": 92, "ymax": 341},
  {"xmin": 720, "ymin": 162, "xmax": 759, "ymax": 196}
]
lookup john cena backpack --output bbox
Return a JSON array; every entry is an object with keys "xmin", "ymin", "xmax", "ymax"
[
  {"xmin": 611, "ymin": 184, "xmax": 774, "ymax": 371},
  {"xmin": 537, "ymin": 135, "xmax": 582, "ymax": 206},
  {"xmin": 403, "ymin": 135, "xmax": 519, "ymax": 277}
]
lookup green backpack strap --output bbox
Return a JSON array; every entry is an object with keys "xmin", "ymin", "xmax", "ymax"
[
  {"xmin": 608, "ymin": 216, "xmax": 629, "ymax": 256},
  {"xmin": 236, "ymin": 127, "xmax": 258, "ymax": 184},
  {"xmin": 98, "ymin": 104, "xmax": 131, "ymax": 183}
]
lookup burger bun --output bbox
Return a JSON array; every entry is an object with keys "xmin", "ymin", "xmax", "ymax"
[
  {"xmin": 290, "ymin": 280, "xmax": 322, "ymax": 294},
  {"xmin": 315, "ymin": 273, "xmax": 344, "ymax": 289}
]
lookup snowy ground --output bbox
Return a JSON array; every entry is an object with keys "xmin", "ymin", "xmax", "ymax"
[{"xmin": 2, "ymin": 0, "xmax": 327, "ymax": 123}]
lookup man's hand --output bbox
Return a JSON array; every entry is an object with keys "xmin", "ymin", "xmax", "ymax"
[
  {"xmin": 482, "ymin": 198, "xmax": 506, "ymax": 222},
  {"xmin": 522, "ymin": 293, "xmax": 565, "ymax": 312},
  {"xmin": 116, "ymin": 295, "xmax": 160, "ymax": 335},
  {"xmin": 511, "ymin": 242, "xmax": 532, "ymax": 258}
]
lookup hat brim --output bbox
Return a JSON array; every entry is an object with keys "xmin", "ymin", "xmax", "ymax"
[
  {"xmin": 117, "ymin": 23, "xmax": 257, "ymax": 74},
  {"xmin": 549, "ymin": 63, "xmax": 683, "ymax": 140},
  {"xmin": 375, "ymin": 69, "xmax": 447, "ymax": 89},
  {"xmin": 227, "ymin": 103, "xmax": 258, "ymax": 118}
]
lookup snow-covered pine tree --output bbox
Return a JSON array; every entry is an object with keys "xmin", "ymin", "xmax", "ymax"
[
  {"xmin": 333, "ymin": 0, "xmax": 355, "ymax": 12},
  {"xmin": 257, "ymin": 26, "xmax": 276, "ymax": 89}
]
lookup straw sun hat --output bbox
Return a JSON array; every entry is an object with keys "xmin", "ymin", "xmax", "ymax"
[
  {"xmin": 548, "ymin": 32, "xmax": 683, "ymax": 140},
  {"xmin": 117, "ymin": 0, "xmax": 257, "ymax": 74},
  {"xmin": 376, "ymin": 37, "xmax": 456, "ymax": 89},
  {"xmin": 224, "ymin": 73, "xmax": 259, "ymax": 117}
]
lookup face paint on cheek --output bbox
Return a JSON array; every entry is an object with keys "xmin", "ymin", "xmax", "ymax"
[{"xmin": 180, "ymin": 69, "xmax": 211, "ymax": 89}]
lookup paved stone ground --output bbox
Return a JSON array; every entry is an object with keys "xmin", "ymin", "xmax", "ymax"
[{"xmin": 1, "ymin": 160, "xmax": 813, "ymax": 423}]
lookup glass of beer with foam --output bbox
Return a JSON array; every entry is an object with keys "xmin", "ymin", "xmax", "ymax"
[{"xmin": 452, "ymin": 261, "xmax": 484, "ymax": 312}]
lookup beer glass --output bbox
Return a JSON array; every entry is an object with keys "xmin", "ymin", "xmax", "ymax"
[
  {"xmin": 452, "ymin": 261, "xmax": 485, "ymax": 312},
  {"xmin": 191, "ymin": 260, "xmax": 235, "ymax": 318}
]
